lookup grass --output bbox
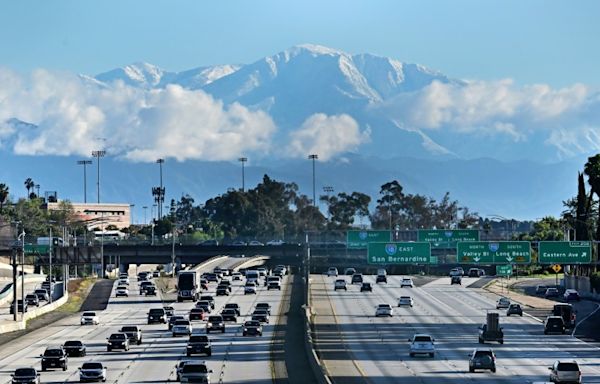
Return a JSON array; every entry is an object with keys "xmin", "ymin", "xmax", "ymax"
[{"xmin": 56, "ymin": 278, "xmax": 97, "ymax": 313}]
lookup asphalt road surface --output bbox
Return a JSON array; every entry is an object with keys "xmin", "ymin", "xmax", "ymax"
[
  {"xmin": 0, "ymin": 257, "xmax": 287, "ymax": 383},
  {"xmin": 312, "ymin": 274, "xmax": 600, "ymax": 383}
]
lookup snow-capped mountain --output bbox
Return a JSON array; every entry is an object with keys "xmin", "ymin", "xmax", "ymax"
[{"xmin": 95, "ymin": 62, "xmax": 241, "ymax": 89}]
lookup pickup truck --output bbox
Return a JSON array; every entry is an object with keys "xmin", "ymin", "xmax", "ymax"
[{"xmin": 119, "ymin": 325, "xmax": 142, "ymax": 345}]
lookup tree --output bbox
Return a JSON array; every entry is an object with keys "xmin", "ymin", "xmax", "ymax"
[
  {"xmin": 326, "ymin": 192, "xmax": 371, "ymax": 230},
  {"xmin": 24, "ymin": 178, "xmax": 34, "ymax": 199},
  {"xmin": 0, "ymin": 183, "xmax": 8, "ymax": 213},
  {"xmin": 371, "ymin": 181, "xmax": 405, "ymax": 229},
  {"xmin": 584, "ymin": 154, "xmax": 600, "ymax": 240}
]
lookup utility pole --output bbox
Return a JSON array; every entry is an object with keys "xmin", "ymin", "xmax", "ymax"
[
  {"xmin": 49, "ymin": 226, "xmax": 53, "ymax": 303},
  {"xmin": 238, "ymin": 157, "xmax": 247, "ymax": 192},
  {"xmin": 92, "ymin": 150, "xmax": 106, "ymax": 204},
  {"xmin": 77, "ymin": 160, "xmax": 92, "ymax": 203},
  {"xmin": 308, "ymin": 154, "xmax": 318, "ymax": 207},
  {"xmin": 18, "ymin": 227, "xmax": 25, "ymax": 320}
]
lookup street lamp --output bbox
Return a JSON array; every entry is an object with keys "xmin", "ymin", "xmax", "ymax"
[
  {"xmin": 77, "ymin": 160, "xmax": 92, "ymax": 203},
  {"xmin": 91, "ymin": 150, "xmax": 106, "ymax": 204},
  {"xmin": 308, "ymin": 154, "xmax": 318, "ymax": 207},
  {"xmin": 156, "ymin": 159, "xmax": 165, "ymax": 219},
  {"xmin": 238, "ymin": 157, "xmax": 248, "ymax": 192},
  {"xmin": 142, "ymin": 206, "xmax": 148, "ymax": 225},
  {"xmin": 323, "ymin": 186, "xmax": 334, "ymax": 220},
  {"xmin": 130, "ymin": 204, "xmax": 135, "ymax": 225}
]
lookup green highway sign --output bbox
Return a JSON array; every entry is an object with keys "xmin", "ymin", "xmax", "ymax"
[
  {"xmin": 347, "ymin": 230, "xmax": 390, "ymax": 249},
  {"xmin": 418, "ymin": 229, "xmax": 479, "ymax": 248},
  {"xmin": 368, "ymin": 242, "xmax": 431, "ymax": 264},
  {"xmin": 496, "ymin": 265, "xmax": 513, "ymax": 276},
  {"xmin": 24, "ymin": 244, "xmax": 49, "ymax": 255},
  {"xmin": 538, "ymin": 241, "xmax": 592, "ymax": 264},
  {"xmin": 457, "ymin": 241, "xmax": 531, "ymax": 264}
]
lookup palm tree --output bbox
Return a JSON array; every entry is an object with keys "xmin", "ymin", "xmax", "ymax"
[
  {"xmin": 0, "ymin": 183, "xmax": 8, "ymax": 212},
  {"xmin": 583, "ymin": 154, "xmax": 600, "ymax": 240},
  {"xmin": 24, "ymin": 178, "xmax": 34, "ymax": 199}
]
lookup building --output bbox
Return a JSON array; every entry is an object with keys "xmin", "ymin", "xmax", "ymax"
[{"xmin": 45, "ymin": 202, "xmax": 131, "ymax": 231}]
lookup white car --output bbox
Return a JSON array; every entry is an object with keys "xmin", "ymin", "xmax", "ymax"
[
  {"xmin": 398, "ymin": 296, "xmax": 414, "ymax": 307},
  {"xmin": 118, "ymin": 278, "xmax": 129, "ymax": 286},
  {"xmin": 334, "ymin": 279, "xmax": 347, "ymax": 291},
  {"xmin": 496, "ymin": 297, "xmax": 511, "ymax": 309},
  {"xmin": 80, "ymin": 311, "xmax": 99, "ymax": 325},
  {"xmin": 231, "ymin": 272, "xmax": 242, "ymax": 281},
  {"xmin": 375, "ymin": 304, "xmax": 393, "ymax": 317},
  {"xmin": 401, "ymin": 278, "xmax": 414, "ymax": 288},
  {"xmin": 79, "ymin": 361, "xmax": 107, "ymax": 382},
  {"xmin": 267, "ymin": 239, "xmax": 285, "ymax": 246},
  {"xmin": 409, "ymin": 334, "xmax": 435, "ymax": 357},
  {"xmin": 172, "ymin": 320, "xmax": 192, "ymax": 336},
  {"xmin": 327, "ymin": 267, "xmax": 338, "ymax": 277},
  {"xmin": 115, "ymin": 286, "xmax": 129, "ymax": 297}
]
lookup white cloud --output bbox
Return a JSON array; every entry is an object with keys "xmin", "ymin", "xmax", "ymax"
[
  {"xmin": 378, "ymin": 79, "xmax": 600, "ymax": 157},
  {"xmin": 0, "ymin": 69, "xmax": 276, "ymax": 161},
  {"xmin": 286, "ymin": 113, "xmax": 370, "ymax": 160}
]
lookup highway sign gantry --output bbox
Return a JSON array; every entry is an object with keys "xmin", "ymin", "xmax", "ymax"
[
  {"xmin": 538, "ymin": 241, "xmax": 592, "ymax": 264},
  {"xmin": 347, "ymin": 230, "xmax": 391, "ymax": 249},
  {"xmin": 418, "ymin": 229, "xmax": 479, "ymax": 249},
  {"xmin": 456, "ymin": 241, "xmax": 531, "ymax": 264},
  {"xmin": 367, "ymin": 242, "xmax": 431, "ymax": 264}
]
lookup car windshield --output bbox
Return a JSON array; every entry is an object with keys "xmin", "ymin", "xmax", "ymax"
[
  {"xmin": 557, "ymin": 362, "xmax": 579, "ymax": 371},
  {"xmin": 200, "ymin": 296, "xmax": 213, "ymax": 301},
  {"xmin": 189, "ymin": 336, "xmax": 208, "ymax": 342},
  {"xmin": 82, "ymin": 363, "xmax": 103, "ymax": 370},
  {"xmin": 122, "ymin": 326, "xmax": 137, "ymax": 331},
  {"xmin": 44, "ymin": 349, "xmax": 63, "ymax": 356},
  {"xmin": 225, "ymin": 304, "xmax": 238, "ymax": 308},
  {"xmin": 64, "ymin": 341, "xmax": 82, "ymax": 346},
  {"xmin": 175, "ymin": 320, "xmax": 190, "ymax": 325},
  {"xmin": 208, "ymin": 316, "xmax": 222, "ymax": 322},
  {"xmin": 246, "ymin": 321, "xmax": 260, "ymax": 326},
  {"xmin": 191, "ymin": 308, "xmax": 204, "ymax": 313},
  {"xmin": 414, "ymin": 336, "xmax": 432, "ymax": 342},
  {"xmin": 82, "ymin": 312, "xmax": 96, "ymax": 316},
  {"xmin": 170, "ymin": 316, "xmax": 184, "ymax": 322},
  {"xmin": 14, "ymin": 368, "xmax": 36, "ymax": 376},
  {"xmin": 378, "ymin": 305, "xmax": 391, "ymax": 309},
  {"xmin": 222, "ymin": 309, "xmax": 235, "ymax": 314},
  {"xmin": 257, "ymin": 303, "xmax": 269, "ymax": 308},
  {"xmin": 111, "ymin": 334, "xmax": 126, "ymax": 340},
  {"xmin": 149, "ymin": 309, "xmax": 164, "ymax": 314},
  {"xmin": 182, "ymin": 364, "xmax": 208, "ymax": 373},
  {"xmin": 474, "ymin": 350, "xmax": 493, "ymax": 357}
]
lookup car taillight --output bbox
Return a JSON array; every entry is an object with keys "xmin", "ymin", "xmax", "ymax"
[{"xmin": 571, "ymin": 314, "xmax": 576, "ymax": 321}]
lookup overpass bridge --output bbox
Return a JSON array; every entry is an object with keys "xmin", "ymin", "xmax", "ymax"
[{"xmin": 31, "ymin": 244, "xmax": 304, "ymax": 266}]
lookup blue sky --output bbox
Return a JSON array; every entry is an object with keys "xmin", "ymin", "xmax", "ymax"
[{"xmin": 0, "ymin": 0, "xmax": 598, "ymax": 87}]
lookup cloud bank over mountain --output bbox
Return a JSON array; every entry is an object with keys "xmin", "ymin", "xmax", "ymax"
[{"xmin": 0, "ymin": 44, "xmax": 599, "ymax": 163}]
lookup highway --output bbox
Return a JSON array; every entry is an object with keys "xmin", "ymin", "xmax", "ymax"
[
  {"xmin": 312, "ymin": 274, "xmax": 600, "ymax": 383},
  {"xmin": 0, "ymin": 257, "xmax": 286, "ymax": 383}
]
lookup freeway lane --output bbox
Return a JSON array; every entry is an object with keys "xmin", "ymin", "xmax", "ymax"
[
  {"xmin": 312, "ymin": 274, "xmax": 600, "ymax": 383},
  {"xmin": 0, "ymin": 257, "xmax": 287, "ymax": 383}
]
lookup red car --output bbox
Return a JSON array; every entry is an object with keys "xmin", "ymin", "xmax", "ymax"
[{"xmin": 189, "ymin": 308, "xmax": 207, "ymax": 321}]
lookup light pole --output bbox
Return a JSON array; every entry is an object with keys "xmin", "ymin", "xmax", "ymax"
[
  {"xmin": 130, "ymin": 204, "xmax": 135, "ymax": 225},
  {"xmin": 18, "ymin": 227, "xmax": 25, "ymax": 320},
  {"xmin": 308, "ymin": 154, "xmax": 318, "ymax": 207},
  {"xmin": 156, "ymin": 159, "xmax": 165, "ymax": 219},
  {"xmin": 77, "ymin": 160, "xmax": 92, "ymax": 203},
  {"xmin": 142, "ymin": 206, "xmax": 148, "ymax": 225},
  {"xmin": 48, "ymin": 224, "xmax": 54, "ymax": 302},
  {"xmin": 171, "ymin": 226, "xmax": 176, "ymax": 277},
  {"xmin": 238, "ymin": 157, "xmax": 247, "ymax": 192},
  {"xmin": 323, "ymin": 186, "xmax": 334, "ymax": 220},
  {"xmin": 92, "ymin": 150, "xmax": 106, "ymax": 204}
]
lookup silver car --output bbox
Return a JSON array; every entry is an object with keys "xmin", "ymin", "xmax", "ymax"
[
  {"xmin": 409, "ymin": 334, "xmax": 435, "ymax": 357},
  {"xmin": 549, "ymin": 360, "xmax": 582, "ymax": 383}
]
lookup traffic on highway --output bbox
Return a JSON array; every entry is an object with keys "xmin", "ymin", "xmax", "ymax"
[{"xmin": 0, "ymin": 258, "xmax": 288, "ymax": 383}]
